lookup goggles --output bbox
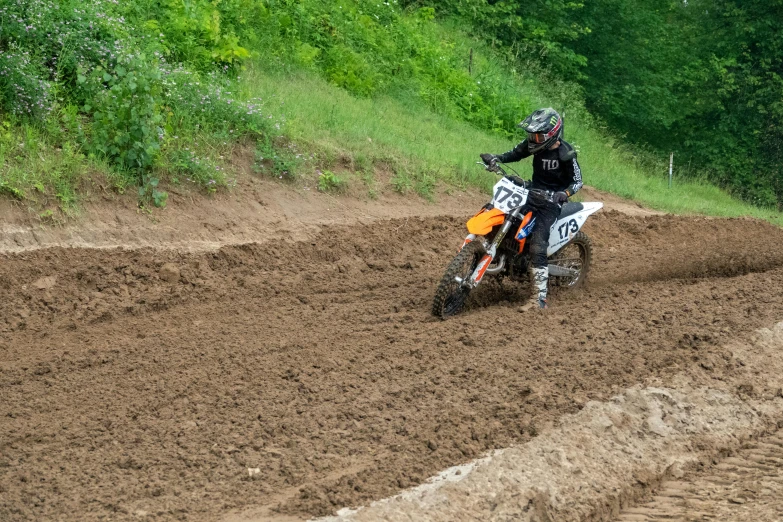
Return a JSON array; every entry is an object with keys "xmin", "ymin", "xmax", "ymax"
[
  {"xmin": 527, "ymin": 118, "xmax": 562, "ymax": 145},
  {"xmin": 529, "ymin": 132, "xmax": 548, "ymax": 144}
]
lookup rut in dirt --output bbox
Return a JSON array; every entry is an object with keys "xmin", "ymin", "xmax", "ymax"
[
  {"xmin": 3, "ymin": 211, "xmax": 783, "ymax": 521},
  {"xmin": 616, "ymin": 430, "xmax": 783, "ymax": 521}
]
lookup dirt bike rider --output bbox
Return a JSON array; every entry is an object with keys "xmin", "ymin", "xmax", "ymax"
[{"xmin": 480, "ymin": 107, "xmax": 583, "ymax": 310}]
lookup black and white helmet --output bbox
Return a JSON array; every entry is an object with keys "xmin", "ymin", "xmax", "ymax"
[{"xmin": 519, "ymin": 108, "xmax": 563, "ymax": 154}]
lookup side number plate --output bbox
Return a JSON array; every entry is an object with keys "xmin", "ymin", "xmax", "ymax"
[{"xmin": 557, "ymin": 218, "xmax": 579, "ymax": 240}]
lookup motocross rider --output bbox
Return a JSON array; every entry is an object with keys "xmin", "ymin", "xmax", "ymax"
[{"xmin": 480, "ymin": 107, "xmax": 583, "ymax": 310}]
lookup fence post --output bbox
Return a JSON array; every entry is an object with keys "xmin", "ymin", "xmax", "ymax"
[{"xmin": 669, "ymin": 152, "xmax": 674, "ymax": 189}]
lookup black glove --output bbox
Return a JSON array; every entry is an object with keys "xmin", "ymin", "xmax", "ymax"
[
  {"xmin": 480, "ymin": 153, "xmax": 498, "ymax": 167},
  {"xmin": 553, "ymin": 191, "xmax": 569, "ymax": 204}
]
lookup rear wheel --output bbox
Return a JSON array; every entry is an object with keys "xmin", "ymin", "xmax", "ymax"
[
  {"xmin": 549, "ymin": 231, "xmax": 592, "ymax": 288},
  {"xmin": 432, "ymin": 241, "xmax": 485, "ymax": 319}
]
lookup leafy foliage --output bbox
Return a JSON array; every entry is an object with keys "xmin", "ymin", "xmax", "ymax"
[
  {"xmin": 689, "ymin": 0, "xmax": 783, "ymax": 205},
  {"xmin": 0, "ymin": 0, "xmax": 272, "ymax": 199},
  {"xmin": 138, "ymin": 174, "xmax": 168, "ymax": 208},
  {"xmin": 0, "ymin": 47, "xmax": 54, "ymax": 120},
  {"xmin": 401, "ymin": 0, "xmax": 589, "ymax": 77},
  {"xmin": 81, "ymin": 54, "xmax": 163, "ymax": 171},
  {"xmin": 0, "ymin": 0, "xmax": 130, "ymax": 92},
  {"xmin": 317, "ymin": 170, "xmax": 346, "ymax": 193},
  {"xmin": 414, "ymin": 0, "xmax": 783, "ymax": 206},
  {"xmin": 128, "ymin": 0, "xmax": 264, "ymax": 69},
  {"xmin": 569, "ymin": 0, "xmax": 783, "ymax": 206},
  {"xmin": 256, "ymin": 0, "xmax": 533, "ymax": 137},
  {"xmin": 161, "ymin": 67, "xmax": 270, "ymax": 138},
  {"xmin": 0, "ymin": 0, "xmax": 781, "ymax": 210}
]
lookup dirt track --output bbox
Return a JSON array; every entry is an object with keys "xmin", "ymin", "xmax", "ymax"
[
  {"xmin": 616, "ymin": 431, "xmax": 783, "ymax": 521},
  {"xmin": 3, "ymin": 209, "xmax": 783, "ymax": 521}
]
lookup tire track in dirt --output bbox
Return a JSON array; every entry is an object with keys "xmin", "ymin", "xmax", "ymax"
[
  {"xmin": 2, "ymin": 212, "xmax": 783, "ymax": 521},
  {"xmin": 616, "ymin": 432, "xmax": 783, "ymax": 521}
]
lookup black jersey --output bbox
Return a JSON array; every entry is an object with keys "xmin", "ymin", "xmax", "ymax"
[{"xmin": 497, "ymin": 139, "xmax": 583, "ymax": 196}]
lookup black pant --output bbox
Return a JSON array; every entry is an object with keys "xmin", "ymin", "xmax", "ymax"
[{"xmin": 528, "ymin": 199, "xmax": 561, "ymax": 268}]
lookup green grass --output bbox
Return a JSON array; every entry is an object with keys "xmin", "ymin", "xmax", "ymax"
[
  {"xmin": 567, "ymin": 125, "xmax": 783, "ymax": 225},
  {"xmin": 1, "ymin": 1, "xmax": 781, "ymax": 226},
  {"xmin": 492, "ymin": 63, "xmax": 783, "ymax": 224},
  {"xmin": 3, "ymin": 58, "xmax": 780, "ymax": 227},
  {"xmin": 240, "ymin": 65, "xmax": 514, "ymax": 196},
  {"xmin": 241, "ymin": 62, "xmax": 783, "ymax": 225},
  {"xmin": 0, "ymin": 122, "xmax": 98, "ymax": 210}
]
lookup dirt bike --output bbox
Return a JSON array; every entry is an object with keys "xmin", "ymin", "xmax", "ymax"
[{"xmin": 432, "ymin": 161, "xmax": 603, "ymax": 318}]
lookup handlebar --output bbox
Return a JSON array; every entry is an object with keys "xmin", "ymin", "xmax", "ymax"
[
  {"xmin": 477, "ymin": 161, "xmax": 555, "ymax": 203},
  {"xmin": 477, "ymin": 160, "xmax": 507, "ymax": 176}
]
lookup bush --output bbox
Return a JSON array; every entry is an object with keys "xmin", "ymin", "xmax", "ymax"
[
  {"xmin": 317, "ymin": 170, "xmax": 347, "ymax": 192},
  {"xmin": 82, "ymin": 54, "xmax": 164, "ymax": 172},
  {"xmin": 256, "ymin": 1, "xmax": 532, "ymax": 138},
  {"xmin": 0, "ymin": 0, "xmax": 131, "ymax": 104},
  {"xmin": 137, "ymin": 0, "xmax": 263, "ymax": 69},
  {"xmin": 0, "ymin": 47, "xmax": 54, "ymax": 120}
]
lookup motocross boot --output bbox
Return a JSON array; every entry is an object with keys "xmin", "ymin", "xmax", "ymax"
[{"xmin": 521, "ymin": 267, "xmax": 549, "ymax": 311}]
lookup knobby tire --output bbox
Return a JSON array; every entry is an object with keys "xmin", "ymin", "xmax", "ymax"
[
  {"xmin": 549, "ymin": 231, "xmax": 592, "ymax": 288},
  {"xmin": 432, "ymin": 241, "xmax": 484, "ymax": 319}
]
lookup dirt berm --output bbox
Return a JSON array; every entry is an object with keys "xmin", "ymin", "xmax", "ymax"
[{"xmin": 3, "ymin": 206, "xmax": 783, "ymax": 521}]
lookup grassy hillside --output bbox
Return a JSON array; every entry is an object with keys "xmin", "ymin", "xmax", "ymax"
[
  {"xmin": 0, "ymin": 0, "xmax": 780, "ymax": 225},
  {"xmin": 244, "ymin": 61, "xmax": 783, "ymax": 224}
]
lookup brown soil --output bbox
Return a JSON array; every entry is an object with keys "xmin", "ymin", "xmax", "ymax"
[
  {"xmin": 616, "ymin": 431, "xmax": 783, "ymax": 521},
  {"xmin": 3, "ymin": 199, "xmax": 783, "ymax": 521},
  {"xmin": 316, "ymin": 322, "xmax": 783, "ymax": 522},
  {"xmin": 0, "ymin": 168, "xmax": 487, "ymax": 253}
]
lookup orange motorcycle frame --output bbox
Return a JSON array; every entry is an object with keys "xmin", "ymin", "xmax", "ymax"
[{"xmin": 461, "ymin": 208, "xmax": 534, "ymax": 255}]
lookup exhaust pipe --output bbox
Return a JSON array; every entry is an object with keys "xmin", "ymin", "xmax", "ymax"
[{"xmin": 485, "ymin": 255, "xmax": 506, "ymax": 275}]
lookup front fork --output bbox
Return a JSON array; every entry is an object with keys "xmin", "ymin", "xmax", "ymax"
[{"xmin": 465, "ymin": 207, "xmax": 522, "ymax": 288}]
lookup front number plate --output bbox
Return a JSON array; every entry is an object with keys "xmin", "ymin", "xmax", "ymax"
[{"xmin": 491, "ymin": 177, "xmax": 528, "ymax": 214}]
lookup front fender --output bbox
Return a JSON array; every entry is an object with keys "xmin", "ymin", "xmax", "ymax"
[{"xmin": 466, "ymin": 208, "xmax": 506, "ymax": 236}]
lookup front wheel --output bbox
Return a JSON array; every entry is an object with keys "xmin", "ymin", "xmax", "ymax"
[
  {"xmin": 549, "ymin": 231, "xmax": 592, "ymax": 288},
  {"xmin": 432, "ymin": 241, "xmax": 484, "ymax": 319}
]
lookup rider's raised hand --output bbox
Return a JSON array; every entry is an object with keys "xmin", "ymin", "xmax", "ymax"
[
  {"xmin": 480, "ymin": 153, "xmax": 497, "ymax": 167},
  {"xmin": 553, "ymin": 191, "xmax": 569, "ymax": 204}
]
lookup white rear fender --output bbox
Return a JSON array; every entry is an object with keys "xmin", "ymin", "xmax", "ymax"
[{"xmin": 547, "ymin": 202, "xmax": 604, "ymax": 256}]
